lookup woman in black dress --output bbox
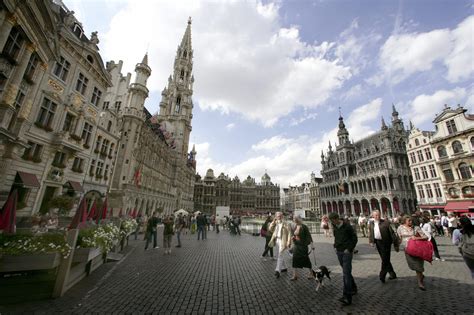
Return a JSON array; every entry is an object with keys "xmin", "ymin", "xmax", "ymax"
[{"xmin": 290, "ymin": 215, "xmax": 314, "ymax": 280}]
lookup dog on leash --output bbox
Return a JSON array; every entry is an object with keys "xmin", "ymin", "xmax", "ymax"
[{"xmin": 312, "ymin": 266, "xmax": 331, "ymax": 291}]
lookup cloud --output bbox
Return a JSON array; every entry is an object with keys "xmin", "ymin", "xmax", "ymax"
[
  {"xmin": 405, "ymin": 88, "xmax": 467, "ymax": 125},
  {"xmin": 373, "ymin": 15, "xmax": 474, "ymax": 86},
  {"xmin": 225, "ymin": 123, "xmax": 235, "ymax": 131},
  {"xmin": 101, "ymin": 0, "xmax": 351, "ymax": 127},
  {"xmin": 290, "ymin": 112, "xmax": 318, "ymax": 126},
  {"xmin": 197, "ymin": 99, "xmax": 382, "ymax": 186}
]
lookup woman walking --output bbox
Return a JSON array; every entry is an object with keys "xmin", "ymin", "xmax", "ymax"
[
  {"xmin": 397, "ymin": 215, "xmax": 429, "ymax": 290},
  {"xmin": 453, "ymin": 216, "xmax": 474, "ymax": 279},
  {"xmin": 421, "ymin": 216, "xmax": 444, "ymax": 261},
  {"xmin": 261, "ymin": 216, "xmax": 274, "ymax": 260},
  {"xmin": 321, "ymin": 215, "xmax": 330, "ymax": 238},
  {"xmin": 163, "ymin": 215, "xmax": 174, "ymax": 255},
  {"xmin": 290, "ymin": 215, "xmax": 314, "ymax": 280}
]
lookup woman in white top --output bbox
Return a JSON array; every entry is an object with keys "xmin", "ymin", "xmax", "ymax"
[
  {"xmin": 422, "ymin": 216, "xmax": 444, "ymax": 261},
  {"xmin": 397, "ymin": 215, "xmax": 429, "ymax": 290}
]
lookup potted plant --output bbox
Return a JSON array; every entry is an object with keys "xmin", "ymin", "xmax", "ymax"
[{"xmin": 48, "ymin": 195, "xmax": 75, "ymax": 216}]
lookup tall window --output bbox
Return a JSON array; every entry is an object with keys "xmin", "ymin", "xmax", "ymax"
[
  {"xmin": 433, "ymin": 183, "xmax": 443, "ymax": 198},
  {"xmin": 421, "ymin": 166, "xmax": 429, "ymax": 179},
  {"xmin": 13, "ymin": 84, "xmax": 28, "ymax": 110},
  {"xmin": 36, "ymin": 97, "xmax": 57, "ymax": 128},
  {"xmin": 437, "ymin": 146, "xmax": 447, "ymax": 158},
  {"xmin": 417, "ymin": 185, "xmax": 425, "ymax": 199},
  {"xmin": 413, "ymin": 168, "xmax": 420, "ymax": 180},
  {"xmin": 75, "ymin": 73, "xmax": 89, "ymax": 95},
  {"xmin": 101, "ymin": 139, "xmax": 109, "ymax": 154},
  {"xmin": 446, "ymin": 119, "xmax": 457, "ymax": 134},
  {"xmin": 81, "ymin": 122, "xmax": 93, "ymax": 145},
  {"xmin": 62, "ymin": 113, "xmax": 75, "ymax": 132},
  {"xmin": 2, "ymin": 27, "xmax": 23, "ymax": 61},
  {"xmin": 424, "ymin": 148, "xmax": 432, "ymax": 160},
  {"xmin": 24, "ymin": 53, "xmax": 39, "ymax": 82},
  {"xmin": 441, "ymin": 163, "xmax": 454, "ymax": 182},
  {"xmin": 91, "ymin": 87, "xmax": 102, "ymax": 106},
  {"xmin": 22, "ymin": 141, "xmax": 43, "ymax": 162},
  {"xmin": 415, "ymin": 139, "xmax": 420, "ymax": 146},
  {"xmin": 53, "ymin": 56, "xmax": 71, "ymax": 81},
  {"xmin": 102, "ymin": 101, "xmax": 109, "ymax": 110},
  {"xmin": 72, "ymin": 157, "xmax": 84, "ymax": 172},
  {"xmin": 452, "ymin": 141, "xmax": 463, "ymax": 154},
  {"xmin": 107, "ymin": 121, "xmax": 112, "ymax": 132},
  {"xmin": 428, "ymin": 164, "xmax": 437, "ymax": 178},
  {"xmin": 425, "ymin": 184, "xmax": 433, "ymax": 198},
  {"xmin": 416, "ymin": 150, "xmax": 424, "ymax": 162},
  {"xmin": 53, "ymin": 151, "xmax": 66, "ymax": 167},
  {"xmin": 459, "ymin": 163, "xmax": 472, "ymax": 179},
  {"xmin": 96, "ymin": 161, "xmax": 104, "ymax": 176},
  {"xmin": 409, "ymin": 152, "xmax": 416, "ymax": 164},
  {"xmin": 175, "ymin": 96, "xmax": 181, "ymax": 113},
  {"xmin": 114, "ymin": 101, "xmax": 121, "ymax": 111},
  {"xmin": 95, "ymin": 136, "xmax": 102, "ymax": 151},
  {"xmin": 89, "ymin": 159, "xmax": 96, "ymax": 175}
]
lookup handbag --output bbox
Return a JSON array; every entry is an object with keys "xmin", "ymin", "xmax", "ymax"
[
  {"xmin": 406, "ymin": 239, "xmax": 433, "ymax": 263},
  {"xmin": 260, "ymin": 228, "xmax": 267, "ymax": 237}
]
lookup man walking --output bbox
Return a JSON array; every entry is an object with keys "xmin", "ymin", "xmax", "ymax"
[
  {"xmin": 358, "ymin": 213, "xmax": 368, "ymax": 237},
  {"xmin": 145, "ymin": 212, "xmax": 159, "ymax": 250},
  {"xmin": 197, "ymin": 213, "xmax": 206, "ymax": 240},
  {"xmin": 328, "ymin": 212, "xmax": 358, "ymax": 306},
  {"xmin": 368, "ymin": 210, "xmax": 399, "ymax": 283},
  {"xmin": 269, "ymin": 212, "xmax": 290, "ymax": 278},
  {"xmin": 174, "ymin": 213, "xmax": 184, "ymax": 248},
  {"xmin": 215, "ymin": 214, "xmax": 220, "ymax": 233}
]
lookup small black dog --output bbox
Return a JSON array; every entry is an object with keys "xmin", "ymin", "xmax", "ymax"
[{"xmin": 312, "ymin": 266, "xmax": 331, "ymax": 291}]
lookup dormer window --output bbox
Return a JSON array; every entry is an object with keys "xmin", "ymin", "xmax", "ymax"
[{"xmin": 73, "ymin": 23, "xmax": 84, "ymax": 39}]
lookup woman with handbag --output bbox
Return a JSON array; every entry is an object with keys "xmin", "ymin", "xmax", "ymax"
[
  {"xmin": 261, "ymin": 216, "xmax": 274, "ymax": 260},
  {"xmin": 397, "ymin": 215, "xmax": 429, "ymax": 290},
  {"xmin": 453, "ymin": 216, "xmax": 474, "ymax": 279},
  {"xmin": 289, "ymin": 215, "xmax": 314, "ymax": 281}
]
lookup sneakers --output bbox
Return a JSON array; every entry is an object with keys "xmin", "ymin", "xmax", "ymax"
[
  {"xmin": 434, "ymin": 258, "xmax": 445, "ymax": 261},
  {"xmin": 275, "ymin": 271, "xmax": 280, "ymax": 278},
  {"xmin": 338, "ymin": 297, "xmax": 351, "ymax": 306}
]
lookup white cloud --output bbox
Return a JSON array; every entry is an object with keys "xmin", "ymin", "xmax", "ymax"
[
  {"xmin": 374, "ymin": 15, "xmax": 474, "ymax": 85},
  {"xmin": 290, "ymin": 112, "xmax": 318, "ymax": 126},
  {"xmin": 101, "ymin": 0, "xmax": 351, "ymax": 127},
  {"xmin": 406, "ymin": 88, "xmax": 467, "ymax": 125},
  {"xmin": 198, "ymin": 99, "xmax": 382, "ymax": 186},
  {"xmin": 225, "ymin": 123, "xmax": 235, "ymax": 131}
]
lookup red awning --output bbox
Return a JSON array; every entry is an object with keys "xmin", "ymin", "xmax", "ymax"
[
  {"xmin": 419, "ymin": 204, "xmax": 445, "ymax": 209},
  {"xmin": 445, "ymin": 200, "xmax": 474, "ymax": 212},
  {"xmin": 16, "ymin": 171, "xmax": 40, "ymax": 188},
  {"xmin": 67, "ymin": 181, "xmax": 84, "ymax": 192}
]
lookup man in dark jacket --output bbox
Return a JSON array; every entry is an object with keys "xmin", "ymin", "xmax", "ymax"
[
  {"xmin": 329, "ymin": 212, "xmax": 358, "ymax": 306},
  {"xmin": 196, "ymin": 213, "xmax": 206, "ymax": 240},
  {"xmin": 368, "ymin": 210, "xmax": 399, "ymax": 283},
  {"xmin": 145, "ymin": 212, "xmax": 159, "ymax": 250}
]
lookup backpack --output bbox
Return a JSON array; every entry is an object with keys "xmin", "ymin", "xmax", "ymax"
[
  {"xmin": 460, "ymin": 234, "xmax": 474, "ymax": 260},
  {"xmin": 442, "ymin": 217, "xmax": 448, "ymax": 227}
]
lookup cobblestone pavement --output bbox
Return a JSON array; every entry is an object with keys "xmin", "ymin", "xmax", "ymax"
[{"xmin": 2, "ymin": 227, "xmax": 473, "ymax": 314}]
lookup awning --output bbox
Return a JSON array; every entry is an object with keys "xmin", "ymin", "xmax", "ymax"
[
  {"xmin": 445, "ymin": 200, "xmax": 474, "ymax": 212},
  {"xmin": 16, "ymin": 171, "xmax": 40, "ymax": 188},
  {"xmin": 65, "ymin": 181, "xmax": 84, "ymax": 192},
  {"xmin": 419, "ymin": 204, "xmax": 445, "ymax": 210}
]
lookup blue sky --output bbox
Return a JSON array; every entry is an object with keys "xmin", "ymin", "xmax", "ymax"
[{"xmin": 65, "ymin": 0, "xmax": 473, "ymax": 186}]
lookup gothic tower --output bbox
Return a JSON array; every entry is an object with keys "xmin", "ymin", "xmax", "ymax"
[
  {"xmin": 158, "ymin": 18, "xmax": 194, "ymax": 160},
  {"xmin": 337, "ymin": 114, "xmax": 350, "ymax": 146}
]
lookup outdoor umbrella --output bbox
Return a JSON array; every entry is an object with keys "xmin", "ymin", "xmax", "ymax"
[
  {"xmin": 0, "ymin": 190, "xmax": 17, "ymax": 233},
  {"xmin": 69, "ymin": 197, "xmax": 88, "ymax": 229},
  {"xmin": 174, "ymin": 209, "xmax": 189, "ymax": 216},
  {"xmin": 88, "ymin": 201, "xmax": 97, "ymax": 220}
]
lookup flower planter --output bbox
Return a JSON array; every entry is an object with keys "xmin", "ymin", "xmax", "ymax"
[
  {"xmin": 72, "ymin": 247, "xmax": 101, "ymax": 263},
  {"xmin": 0, "ymin": 252, "xmax": 61, "ymax": 272}
]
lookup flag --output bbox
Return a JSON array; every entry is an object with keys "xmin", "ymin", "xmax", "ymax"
[
  {"xmin": 118, "ymin": 208, "xmax": 123, "ymax": 217},
  {"xmin": 70, "ymin": 198, "xmax": 88, "ymax": 229},
  {"xmin": 0, "ymin": 190, "xmax": 17, "ymax": 234},
  {"xmin": 131, "ymin": 208, "xmax": 137, "ymax": 218},
  {"xmin": 97, "ymin": 197, "xmax": 108, "ymax": 223},
  {"xmin": 88, "ymin": 201, "xmax": 97, "ymax": 220},
  {"xmin": 133, "ymin": 163, "xmax": 142, "ymax": 187}
]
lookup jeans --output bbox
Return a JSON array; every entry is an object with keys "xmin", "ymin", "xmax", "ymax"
[
  {"xmin": 145, "ymin": 230, "xmax": 157, "ymax": 249},
  {"xmin": 197, "ymin": 226, "xmax": 205, "ymax": 240},
  {"xmin": 176, "ymin": 230, "xmax": 181, "ymax": 246},
  {"xmin": 262, "ymin": 236, "xmax": 274, "ymax": 257},
  {"xmin": 216, "ymin": 224, "xmax": 220, "ymax": 233},
  {"xmin": 163, "ymin": 234, "xmax": 172, "ymax": 249},
  {"xmin": 336, "ymin": 251, "xmax": 357, "ymax": 302}
]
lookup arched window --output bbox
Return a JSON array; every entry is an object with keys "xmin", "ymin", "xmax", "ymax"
[
  {"xmin": 437, "ymin": 146, "xmax": 447, "ymax": 158},
  {"xmin": 459, "ymin": 163, "xmax": 472, "ymax": 179},
  {"xmin": 462, "ymin": 186, "xmax": 473, "ymax": 195},
  {"xmin": 448, "ymin": 187, "xmax": 459, "ymax": 197},
  {"xmin": 415, "ymin": 139, "xmax": 420, "ymax": 146},
  {"xmin": 471, "ymin": 137, "xmax": 474, "ymax": 149},
  {"xmin": 180, "ymin": 69, "xmax": 184, "ymax": 80},
  {"xmin": 175, "ymin": 96, "xmax": 181, "ymax": 113},
  {"xmin": 107, "ymin": 121, "xmax": 112, "ymax": 132},
  {"xmin": 452, "ymin": 140, "xmax": 463, "ymax": 154}
]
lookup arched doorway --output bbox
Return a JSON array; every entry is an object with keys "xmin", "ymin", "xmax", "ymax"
[
  {"xmin": 392, "ymin": 197, "xmax": 400, "ymax": 215},
  {"xmin": 345, "ymin": 200, "xmax": 352, "ymax": 215},
  {"xmin": 361, "ymin": 199, "xmax": 369, "ymax": 215},
  {"xmin": 370, "ymin": 198, "xmax": 380, "ymax": 211},
  {"xmin": 380, "ymin": 197, "xmax": 391, "ymax": 218},
  {"xmin": 338, "ymin": 201, "xmax": 344, "ymax": 215},
  {"xmin": 353, "ymin": 199, "xmax": 361, "ymax": 215}
]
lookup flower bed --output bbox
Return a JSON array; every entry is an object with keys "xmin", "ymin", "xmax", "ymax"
[
  {"xmin": 76, "ymin": 223, "xmax": 121, "ymax": 254},
  {"xmin": 120, "ymin": 219, "xmax": 138, "ymax": 238}
]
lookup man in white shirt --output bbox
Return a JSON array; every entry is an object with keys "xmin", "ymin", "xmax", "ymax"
[
  {"xmin": 368, "ymin": 210, "xmax": 399, "ymax": 283},
  {"xmin": 268, "ymin": 212, "xmax": 291, "ymax": 278},
  {"xmin": 358, "ymin": 214, "xmax": 368, "ymax": 237}
]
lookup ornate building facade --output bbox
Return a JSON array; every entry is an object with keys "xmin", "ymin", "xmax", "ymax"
[
  {"xmin": 0, "ymin": 1, "xmax": 119, "ymax": 215},
  {"xmin": 430, "ymin": 105, "xmax": 473, "ymax": 213},
  {"xmin": 109, "ymin": 19, "xmax": 196, "ymax": 215},
  {"xmin": 193, "ymin": 170, "xmax": 280, "ymax": 215},
  {"xmin": 309, "ymin": 172, "xmax": 323, "ymax": 215},
  {"xmin": 320, "ymin": 107, "xmax": 417, "ymax": 217},
  {"xmin": 280, "ymin": 172, "xmax": 322, "ymax": 217}
]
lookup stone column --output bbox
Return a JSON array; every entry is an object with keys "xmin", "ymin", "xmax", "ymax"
[{"xmin": 350, "ymin": 200, "xmax": 355, "ymax": 215}]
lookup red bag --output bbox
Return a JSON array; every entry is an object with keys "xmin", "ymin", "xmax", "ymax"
[{"xmin": 406, "ymin": 239, "xmax": 434, "ymax": 263}]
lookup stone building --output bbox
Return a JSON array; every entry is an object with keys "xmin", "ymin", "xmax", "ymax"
[
  {"xmin": 430, "ymin": 105, "xmax": 473, "ymax": 213},
  {"xmin": 108, "ymin": 19, "xmax": 196, "ymax": 216},
  {"xmin": 309, "ymin": 172, "xmax": 323, "ymax": 215},
  {"xmin": 193, "ymin": 170, "xmax": 279, "ymax": 215},
  {"xmin": 406, "ymin": 127, "xmax": 446, "ymax": 214},
  {"xmin": 320, "ymin": 107, "xmax": 417, "ymax": 217},
  {"xmin": 0, "ymin": 1, "xmax": 119, "ymax": 215}
]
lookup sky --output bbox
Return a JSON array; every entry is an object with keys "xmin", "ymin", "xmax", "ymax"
[{"xmin": 64, "ymin": 0, "xmax": 473, "ymax": 187}]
